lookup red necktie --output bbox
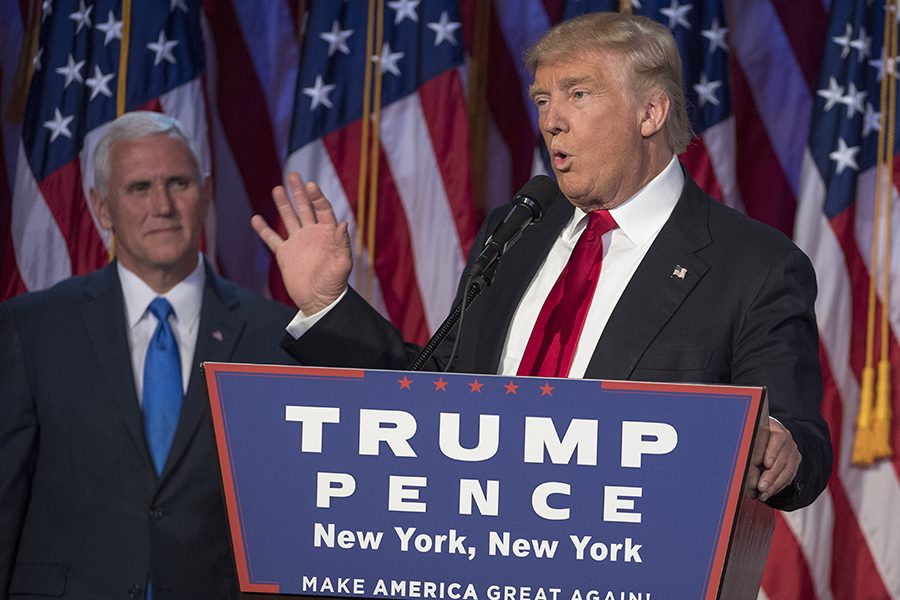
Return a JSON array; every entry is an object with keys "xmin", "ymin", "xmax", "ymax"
[{"xmin": 517, "ymin": 209, "xmax": 618, "ymax": 378}]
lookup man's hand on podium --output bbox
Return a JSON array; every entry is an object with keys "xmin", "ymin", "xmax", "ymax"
[{"xmin": 748, "ymin": 417, "xmax": 801, "ymax": 503}]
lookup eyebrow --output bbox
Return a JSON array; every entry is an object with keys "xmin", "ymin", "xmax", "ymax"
[{"xmin": 528, "ymin": 75, "xmax": 595, "ymax": 100}]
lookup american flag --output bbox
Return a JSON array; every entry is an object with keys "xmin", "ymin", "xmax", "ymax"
[
  {"xmin": 2, "ymin": 1, "xmax": 899, "ymax": 598},
  {"xmin": 2, "ymin": 0, "xmax": 210, "ymax": 298}
]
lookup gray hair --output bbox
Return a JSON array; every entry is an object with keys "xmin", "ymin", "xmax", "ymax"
[
  {"xmin": 93, "ymin": 111, "xmax": 203, "ymax": 196},
  {"xmin": 525, "ymin": 12, "xmax": 693, "ymax": 154}
]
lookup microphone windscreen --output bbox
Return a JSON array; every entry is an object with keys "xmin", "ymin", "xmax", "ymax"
[{"xmin": 514, "ymin": 175, "xmax": 559, "ymax": 216}]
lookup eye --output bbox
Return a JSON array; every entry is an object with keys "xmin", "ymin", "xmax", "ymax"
[
  {"xmin": 573, "ymin": 90, "xmax": 588, "ymax": 99},
  {"xmin": 532, "ymin": 95, "xmax": 549, "ymax": 108},
  {"xmin": 169, "ymin": 177, "xmax": 190, "ymax": 191},
  {"xmin": 127, "ymin": 181, "xmax": 150, "ymax": 194}
]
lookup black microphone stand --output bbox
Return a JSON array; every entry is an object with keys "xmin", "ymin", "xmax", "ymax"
[{"xmin": 407, "ymin": 264, "xmax": 497, "ymax": 372}]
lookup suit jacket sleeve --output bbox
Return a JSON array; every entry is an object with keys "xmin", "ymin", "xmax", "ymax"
[
  {"xmin": 730, "ymin": 247, "xmax": 832, "ymax": 511},
  {"xmin": 281, "ymin": 209, "xmax": 502, "ymax": 370},
  {"xmin": 0, "ymin": 302, "xmax": 38, "ymax": 599}
]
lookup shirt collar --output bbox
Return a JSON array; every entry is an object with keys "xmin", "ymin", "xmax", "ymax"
[
  {"xmin": 119, "ymin": 254, "xmax": 206, "ymax": 332},
  {"xmin": 565, "ymin": 155, "xmax": 684, "ymax": 245}
]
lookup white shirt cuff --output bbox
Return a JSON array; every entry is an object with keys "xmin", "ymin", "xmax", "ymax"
[{"xmin": 285, "ymin": 289, "xmax": 348, "ymax": 339}]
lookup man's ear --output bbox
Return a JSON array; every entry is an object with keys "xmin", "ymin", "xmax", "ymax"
[
  {"xmin": 640, "ymin": 90, "xmax": 670, "ymax": 138},
  {"xmin": 90, "ymin": 187, "xmax": 114, "ymax": 231}
]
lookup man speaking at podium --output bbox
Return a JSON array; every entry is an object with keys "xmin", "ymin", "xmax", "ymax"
[{"xmin": 253, "ymin": 13, "xmax": 831, "ymax": 512}]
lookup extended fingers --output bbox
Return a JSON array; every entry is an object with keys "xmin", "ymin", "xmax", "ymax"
[
  {"xmin": 307, "ymin": 180, "xmax": 339, "ymax": 225},
  {"xmin": 251, "ymin": 214, "xmax": 283, "ymax": 253},
  {"xmin": 272, "ymin": 184, "xmax": 301, "ymax": 233}
]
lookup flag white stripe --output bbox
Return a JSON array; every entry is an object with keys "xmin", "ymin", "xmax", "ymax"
[
  {"xmin": 701, "ymin": 116, "xmax": 747, "ymax": 213},
  {"xmin": 782, "ymin": 490, "xmax": 836, "ymax": 600},
  {"xmin": 379, "ymin": 94, "xmax": 467, "ymax": 333},
  {"xmin": 796, "ymin": 150, "xmax": 900, "ymax": 599},
  {"xmin": 728, "ymin": 0, "xmax": 813, "ymax": 195},
  {"xmin": 11, "ymin": 142, "xmax": 72, "ymax": 290},
  {"xmin": 285, "ymin": 140, "xmax": 388, "ymax": 319}
]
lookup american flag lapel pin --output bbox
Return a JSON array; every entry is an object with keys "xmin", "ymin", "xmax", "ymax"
[
  {"xmin": 212, "ymin": 330, "xmax": 224, "ymax": 342},
  {"xmin": 672, "ymin": 265, "xmax": 688, "ymax": 279}
]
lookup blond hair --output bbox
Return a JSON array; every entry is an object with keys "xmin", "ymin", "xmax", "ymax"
[{"xmin": 525, "ymin": 12, "xmax": 692, "ymax": 153}]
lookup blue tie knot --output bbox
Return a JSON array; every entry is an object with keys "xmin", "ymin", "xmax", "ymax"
[{"xmin": 148, "ymin": 297, "xmax": 174, "ymax": 322}]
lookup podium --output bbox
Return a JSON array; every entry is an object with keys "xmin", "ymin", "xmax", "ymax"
[{"xmin": 204, "ymin": 363, "xmax": 773, "ymax": 600}]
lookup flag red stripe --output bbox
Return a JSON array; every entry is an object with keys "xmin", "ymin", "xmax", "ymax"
[
  {"xmin": 0, "ymin": 126, "xmax": 26, "ymax": 300},
  {"xmin": 817, "ymin": 346, "xmax": 893, "ymax": 600},
  {"xmin": 679, "ymin": 136, "xmax": 725, "ymax": 202},
  {"xmin": 417, "ymin": 70, "xmax": 480, "ymax": 256},
  {"xmin": 768, "ymin": 0, "xmax": 828, "ymax": 94},
  {"xmin": 486, "ymin": 4, "xmax": 538, "ymax": 193},
  {"xmin": 202, "ymin": 0, "xmax": 282, "ymax": 224},
  {"xmin": 36, "ymin": 162, "xmax": 107, "ymax": 275},
  {"xmin": 540, "ymin": 0, "xmax": 566, "ymax": 26},
  {"xmin": 761, "ymin": 514, "xmax": 818, "ymax": 600},
  {"xmin": 829, "ymin": 207, "xmax": 900, "ymax": 479},
  {"xmin": 322, "ymin": 121, "xmax": 430, "ymax": 345},
  {"xmin": 202, "ymin": 0, "xmax": 290, "ymax": 302},
  {"xmin": 730, "ymin": 60, "xmax": 797, "ymax": 236}
]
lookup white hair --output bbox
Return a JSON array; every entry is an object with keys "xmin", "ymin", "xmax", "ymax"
[{"xmin": 93, "ymin": 111, "xmax": 203, "ymax": 196}]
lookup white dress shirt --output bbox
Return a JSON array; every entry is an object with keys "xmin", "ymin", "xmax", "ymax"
[
  {"xmin": 499, "ymin": 156, "xmax": 684, "ymax": 377},
  {"xmin": 119, "ymin": 256, "xmax": 205, "ymax": 404}
]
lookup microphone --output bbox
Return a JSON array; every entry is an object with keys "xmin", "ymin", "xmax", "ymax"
[{"xmin": 469, "ymin": 175, "xmax": 559, "ymax": 280}]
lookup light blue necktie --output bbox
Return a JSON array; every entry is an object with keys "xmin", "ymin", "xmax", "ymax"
[{"xmin": 142, "ymin": 297, "xmax": 183, "ymax": 476}]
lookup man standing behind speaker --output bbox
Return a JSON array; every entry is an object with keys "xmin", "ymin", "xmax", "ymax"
[
  {"xmin": 252, "ymin": 13, "xmax": 831, "ymax": 512},
  {"xmin": 0, "ymin": 112, "xmax": 295, "ymax": 599}
]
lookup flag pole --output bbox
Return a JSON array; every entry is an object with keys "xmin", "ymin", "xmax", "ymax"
[
  {"xmin": 619, "ymin": 0, "xmax": 633, "ymax": 14},
  {"xmin": 855, "ymin": 0, "xmax": 896, "ymax": 465},
  {"xmin": 355, "ymin": 0, "xmax": 377, "ymax": 295},
  {"xmin": 874, "ymin": 0, "xmax": 897, "ymax": 460},
  {"xmin": 107, "ymin": 0, "xmax": 133, "ymax": 262},
  {"xmin": 366, "ymin": 0, "xmax": 386, "ymax": 302}
]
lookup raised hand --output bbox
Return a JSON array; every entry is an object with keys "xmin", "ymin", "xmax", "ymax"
[{"xmin": 252, "ymin": 172, "xmax": 352, "ymax": 315}]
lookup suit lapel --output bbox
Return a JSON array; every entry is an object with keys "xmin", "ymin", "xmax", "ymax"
[
  {"xmin": 81, "ymin": 264, "xmax": 154, "ymax": 470},
  {"xmin": 472, "ymin": 195, "xmax": 572, "ymax": 372},
  {"xmin": 162, "ymin": 265, "xmax": 243, "ymax": 480},
  {"xmin": 585, "ymin": 174, "xmax": 713, "ymax": 380}
]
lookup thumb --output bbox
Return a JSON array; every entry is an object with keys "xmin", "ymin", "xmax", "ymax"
[{"xmin": 333, "ymin": 222, "xmax": 351, "ymax": 250}]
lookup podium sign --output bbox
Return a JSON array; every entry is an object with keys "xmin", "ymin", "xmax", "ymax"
[{"xmin": 205, "ymin": 363, "xmax": 769, "ymax": 600}]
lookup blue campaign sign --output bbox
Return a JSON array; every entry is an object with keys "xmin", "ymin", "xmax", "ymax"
[{"xmin": 204, "ymin": 363, "xmax": 764, "ymax": 600}]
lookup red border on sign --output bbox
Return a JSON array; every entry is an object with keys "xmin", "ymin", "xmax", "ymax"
[{"xmin": 203, "ymin": 362, "xmax": 365, "ymax": 593}]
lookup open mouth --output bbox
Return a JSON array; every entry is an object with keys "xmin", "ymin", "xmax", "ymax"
[{"xmin": 552, "ymin": 150, "xmax": 571, "ymax": 169}]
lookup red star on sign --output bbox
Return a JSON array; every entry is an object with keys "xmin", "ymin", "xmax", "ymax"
[
  {"xmin": 504, "ymin": 381, "xmax": 519, "ymax": 395},
  {"xmin": 539, "ymin": 382, "xmax": 555, "ymax": 396},
  {"xmin": 468, "ymin": 378, "xmax": 484, "ymax": 393},
  {"xmin": 398, "ymin": 376, "xmax": 413, "ymax": 390},
  {"xmin": 433, "ymin": 377, "xmax": 448, "ymax": 391}
]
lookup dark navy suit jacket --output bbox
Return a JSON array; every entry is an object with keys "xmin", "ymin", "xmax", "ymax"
[
  {"xmin": 0, "ymin": 260, "xmax": 296, "ymax": 599},
  {"xmin": 284, "ymin": 172, "xmax": 833, "ymax": 511}
]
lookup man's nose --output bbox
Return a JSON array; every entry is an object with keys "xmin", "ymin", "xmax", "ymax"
[
  {"xmin": 541, "ymin": 102, "xmax": 567, "ymax": 135},
  {"xmin": 149, "ymin": 183, "xmax": 175, "ymax": 215}
]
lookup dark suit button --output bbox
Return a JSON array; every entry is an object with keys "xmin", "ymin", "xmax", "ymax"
[
  {"xmin": 148, "ymin": 508, "xmax": 164, "ymax": 520},
  {"xmin": 129, "ymin": 583, "xmax": 142, "ymax": 598}
]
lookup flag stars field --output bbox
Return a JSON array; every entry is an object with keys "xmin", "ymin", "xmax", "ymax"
[
  {"xmin": 388, "ymin": 0, "xmax": 420, "ymax": 25},
  {"xmin": 320, "ymin": 20, "xmax": 354, "ymax": 57},
  {"xmin": 95, "ymin": 11, "xmax": 123, "ymax": 46},
  {"xmin": 147, "ymin": 30, "xmax": 179, "ymax": 66}
]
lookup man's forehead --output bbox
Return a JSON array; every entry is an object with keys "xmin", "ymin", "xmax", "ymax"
[
  {"xmin": 108, "ymin": 134, "xmax": 199, "ymax": 175},
  {"xmin": 532, "ymin": 51, "xmax": 619, "ymax": 84}
]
